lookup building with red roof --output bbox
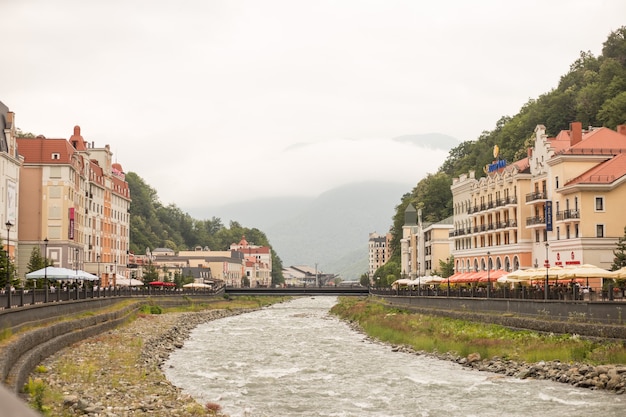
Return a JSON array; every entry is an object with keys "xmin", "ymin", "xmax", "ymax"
[{"xmin": 16, "ymin": 125, "xmax": 130, "ymax": 285}]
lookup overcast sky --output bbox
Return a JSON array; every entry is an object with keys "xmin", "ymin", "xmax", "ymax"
[{"xmin": 3, "ymin": 0, "xmax": 625, "ymax": 211}]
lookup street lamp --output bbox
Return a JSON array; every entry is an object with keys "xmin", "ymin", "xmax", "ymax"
[
  {"xmin": 75, "ymin": 248, "xmax": 79, "ymax": 300},
  {"xmin": 486, "ymin": 251, "xmax": 491, "ymax": 298},
  {"xmin": 97, "ymin": 254, "xmax": 101, "ymax": 288},
  {"xmin": 5, "ymin": 221, "xmax": 13, "ymax": 299},
  {"xmin": 44, "ymin": 237, "xmax": 49, "ymax": 303},
  {"xmin": 446, "ymin": 257, "xmax": 450, "ymax": 297},
  {"xmin": 543, "ymin": 242, "xmax": 550, "ymax": 300}
]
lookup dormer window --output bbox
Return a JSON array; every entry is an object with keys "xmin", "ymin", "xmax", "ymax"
[{"xmin": 51, "ymin": 153, "xmax": 60, "ymax": 160}]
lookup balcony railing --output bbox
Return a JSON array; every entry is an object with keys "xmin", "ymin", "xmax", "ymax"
[
  {"xmin": 526, "ymin": 216, "xmax": 545, "ymax": 226},
  {"xmin": 556, "ymin": 209, "xmax": 580, "ymax": 221},
  {"xmin": 525, "ymin": 191, "xmax": 547, "ymax": 203}
]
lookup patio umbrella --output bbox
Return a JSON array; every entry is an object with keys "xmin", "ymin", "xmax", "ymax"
[
  {"xmin": 478, "ymin": 270, "xmax": 508, "ymax": 283},
  {"xmin": 422, "ymin": 275, "xmax": 446, "ymax": 285},
  {"xmin": 611, "ymin": 266, "xmax": 626, "ymax": 279},
  {"xmin": 26, "ymin": 267, "xmax": 98, "ymax": 281},
  {"xmin": 183, "ymin": 282, "xmax": 212, "ymax": 288},
  {"xmin": 507, "ymin": 267, "xmax": 567, "ymax": 281},
  {"xmin": 560, "ymin": 264, "xmax": 615, "ymax": 287},
  {"xmin": 116, "ymin": 277, "xmax": 144, "ymax": 286},
  {"xmin": 391, "ymin": 279, "xmax": 413, "ymax": 288},
  {"xmin": 149, "ymin": 281, "xmax": 176, "ymax": 287}
]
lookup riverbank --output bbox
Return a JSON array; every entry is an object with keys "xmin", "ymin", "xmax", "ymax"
[
  {"xmin": 27, "ymin": 308, "xmax": 251, "ymax": 416},
  {"xmin": 332, "ymin": 297, "xmax": 626, "ymax": 395}
]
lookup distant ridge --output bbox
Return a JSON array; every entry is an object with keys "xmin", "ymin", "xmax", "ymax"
[
  {"xmin": 392, "ymin": 133, "xmax": 460, "ymax": 151},
  {"xmin": 188, "ymin": 181, "xmax": 411, "ymax": 279}
]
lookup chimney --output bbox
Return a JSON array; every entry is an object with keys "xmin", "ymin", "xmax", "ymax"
[
  {"xmin": 570, "ymin": 122, "xmax": 582, "ymax": 146},
  {"xmin": 617, "ymin": 125, "xmax": 626, "ymax": 137},
  {"xmin": 527, "ymin": 147, "xmax": 533, "ymax": 158}
]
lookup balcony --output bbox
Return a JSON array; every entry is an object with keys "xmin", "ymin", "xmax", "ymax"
[
  {"xmin": 496, "ymin": 219, "xmax": 517, "ymax": 229},
  {"xmin": 556, "ymin": 209, "xmax": 580, "ymax": 222},
  {"xmin": 526, "ymin": 216, "xmax": 546, "ymax": 227},
  {"xmin": 525, "ymin": 191, "xmax": 547, "ymax": 203},
  {"xmin": 505, "ymin": 196, "xmax": 518, "ymax": 205}
]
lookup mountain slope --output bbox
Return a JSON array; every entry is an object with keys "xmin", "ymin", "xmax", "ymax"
[{"xmin": 264, "ymin": 181, "xmax": 410, "ymax": 278}]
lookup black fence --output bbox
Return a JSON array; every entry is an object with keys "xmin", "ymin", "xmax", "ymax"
[
  {"xmin": 0, "ymin": 285, "xmax": 221, "ymax": 310},
  {"xmin": 371, "ymin": 284, "xmax": 625, "ymax": 302}
]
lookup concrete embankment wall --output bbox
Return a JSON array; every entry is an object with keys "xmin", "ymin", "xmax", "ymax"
[
  {"xmin": 0, "ymin": 295, "xmax": 222, "ymax": 394},
  {"xmin": 375, "ymin": 295, "xmax": 626, "ymax": 339}
]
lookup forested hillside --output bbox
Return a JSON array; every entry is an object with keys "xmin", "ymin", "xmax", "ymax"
[
  {"xmin": 126, "ymin": 172, "xmax": 284, "ymax": 283},
  {"xmin": 385, "ymin": 26, "xmax": 626, "ymax": 269}
]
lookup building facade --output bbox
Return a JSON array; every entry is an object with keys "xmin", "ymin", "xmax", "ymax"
[
  {"xmin": 368, "ymin": 232, "xmax": 391, "ymax": 279},
  {"xmin": 447, "ymin": 122, "xmax": 626, "ymax": 283},
  {"xmin": 16, "ymin": 125, "xmax": 131, "ymax": 285}
]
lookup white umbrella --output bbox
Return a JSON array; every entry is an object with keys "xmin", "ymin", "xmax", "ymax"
[
  {"xmin": 116, "ymin": 277, "xmax": 144, "ymax": 286},
  {"xmin": 391, "ymin": 279, "xmax": 413, "ymax": 288},
  {"xmin": 422, "ymin": 275, "xmax": 446, "ymax": 285},
  {"xmin": 26, "ymin": 267, "xmax": 98, "ymax": 281},
  {"xmin": 183, "ymin": 282, "xmax": 212, "ymax": 288},
  {"xmin": 611, "ymin": 266, "xmax": 626, "ymax": 279},
  {"xmin": 561, "ymin": 264, "xmax": 615, "ymax": 279}
]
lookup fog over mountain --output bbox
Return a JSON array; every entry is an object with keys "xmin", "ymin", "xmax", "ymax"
[
  {"xmin": 183, "ymin": 132, "xmax": 459, "ymax": 278},
  {"xmin": 189, "ymin": 181, "xmax": 412, "ymax": 279}
]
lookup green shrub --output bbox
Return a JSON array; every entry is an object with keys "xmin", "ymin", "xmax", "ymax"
[{"xmin": 139, "ymin": 304, "xmax": 162, "ymax": 314}]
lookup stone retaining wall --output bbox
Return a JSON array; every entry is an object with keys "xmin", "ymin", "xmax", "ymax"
[{"xmin": 0, "ymin": 295, "xmax": 223, "ymax": 393}]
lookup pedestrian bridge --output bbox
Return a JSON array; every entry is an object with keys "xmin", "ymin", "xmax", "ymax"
[{"xmin": 225, "ymin": 286, "xmax": 369, "ymax": 296}]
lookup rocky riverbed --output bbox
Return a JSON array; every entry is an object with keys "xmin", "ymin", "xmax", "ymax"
[
  {"xmin": 29, "ymin": 309, "xmax": 253, "ymax": 416},
  {"xmin": 29, "ymin": 306, "xmax": 626, "ymax": 416},
  {"xmin": 352, "ymin": 324, "xmax": 626, "ymax": 395}
]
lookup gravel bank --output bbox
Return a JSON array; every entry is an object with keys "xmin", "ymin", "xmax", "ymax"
[
  {"xmin": 29, "ymin": 309, "xmax": 253, "ymax": 416},
  {"xmin": 347, "ymin": 321, "xmax": 626, "ymax": 395}
]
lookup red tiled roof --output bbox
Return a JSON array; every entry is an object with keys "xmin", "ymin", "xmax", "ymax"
[
  {"xmin": 559, "ymin": 127, "xmax": 626, "ymax": 155},
  {"xmin": 511, "ymin": 157, "xmax": 530, "ymax": 172},
  {"xmin": 17, "ymin": 137, "xmax": 76, "ymax": 164},
  {"xmin": 565, "ymin": 152, "xmax": 626, "ymax": 186}
]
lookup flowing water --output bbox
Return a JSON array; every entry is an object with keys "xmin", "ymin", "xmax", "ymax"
[{"xmin": 164, "ymin": 297, "xmax": 623, "ymax": 417}]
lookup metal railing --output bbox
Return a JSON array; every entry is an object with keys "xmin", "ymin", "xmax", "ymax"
[{"xmin": 0, "ymin": 285, "xmax": 221, "ymax": 310}]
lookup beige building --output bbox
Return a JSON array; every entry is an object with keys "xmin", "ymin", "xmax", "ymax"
[
  {"xmin": 368, "ymin": 232, "xmax": 391, "ymax": 279},
  {"xmin": 537, "ymin": 122, "xmax": 626, "ymax": 271},
  {"xmin": 450, "ymin": 155, "xmax": 533, "ymax": 276},
  {"xmin": 16, "ymin": 126, "xmax": 130, "ymax": 285},
  {"xmin": 400, "ymin": 204, "xmax": 453, "ymax": 279},
  {"xmin": 0, "ymin": 103, "xmax": 23, "ymax": 283},
  {"xmin": 449, "ymin": 122, "xmax": 626, "ymax": 284}
]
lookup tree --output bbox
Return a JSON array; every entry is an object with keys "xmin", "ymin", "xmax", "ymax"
[
  {"xmin": 25, "ymin": 246, "xmax": 51, "ymax": 289},
  {"xmin": 359, "ymin": 272, "xmax": 370, "ymax": 287},
  {"xmin": 0, "ymin": 245, "xmax": 18, "ymax": 289},
  {"xmin": 437, "ymin": 256, "xmax": 454, "ymax": 278},
  {"xmin": 611, "ymin": 226, "xmax": 626, "ymax": 271}
]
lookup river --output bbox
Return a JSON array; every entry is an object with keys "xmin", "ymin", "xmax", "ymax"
[{"xmin": 164, "ymin": 296, "xmax": 623, "ymax": 417}]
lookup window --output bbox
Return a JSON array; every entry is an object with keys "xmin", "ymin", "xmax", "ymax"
[
  {"xmin": 566, "ymin": 226, "xmax": 570, "ymax": 239},
  {"xmin": 575, "ymin": 224, "xmax": 579, "ymax": 238},
  {"xmin": 596, "ymin": 224, "xmax": 604, "ymax": 238},
  {"xmin": 556, "ymin": 226, "xmax": 560, "ymax": 240},
  {"xmin": 555, "ymin": 176, "xmax": 559, "ymax": 188},
  {"xmin": 595, "ymin": 197, "xmax": 604, "ymax": 211}
]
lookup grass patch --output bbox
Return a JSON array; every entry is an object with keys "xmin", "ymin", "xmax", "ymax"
[{"xmin": 330, "ymin": 297, "xmax": 626, "ymax": 365}]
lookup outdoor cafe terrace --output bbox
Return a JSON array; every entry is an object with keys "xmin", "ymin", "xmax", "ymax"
[{"xmin": 382, "ymin": 264, "xmax": 626, "ymax": 302}]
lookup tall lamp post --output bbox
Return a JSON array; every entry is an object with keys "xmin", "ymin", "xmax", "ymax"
[
  {"xmin": 5, "ymin": 221, "xmax": 13, "ymax": 307},
  {"xmin": 97, "ymin": 254, "xmax": 101, "ymax": 289},
  {"xmin": 543, "ymin": 242, "xmax": 550, "ymax": 300},
  {"xmin": 486, "ymin": 251, "xmax": 491, "ymax": 298},
  {"xmin": 446, "ymin": 257, "xmax": 450, "ymax": 297},
  {"xmin": 74, "ymin": 248, "xmax": 79, "ymax": 300},
  {"xmin": 44, "ymin": 237, "xmax": 49, "ymax": 303}
]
